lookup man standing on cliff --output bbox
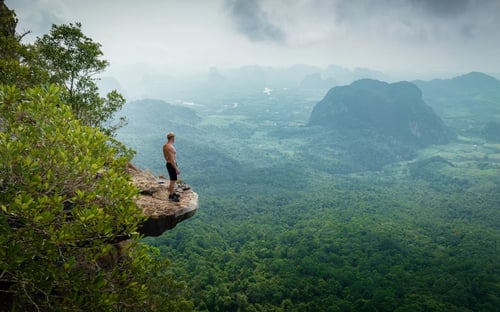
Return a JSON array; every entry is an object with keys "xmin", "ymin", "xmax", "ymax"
[{"xmin": 163, "ymin": 132, "xmax": 180, "ymax": 202}]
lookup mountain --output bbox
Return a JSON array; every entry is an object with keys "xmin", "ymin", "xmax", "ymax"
[
  {"xmin": 97, "ymin": 76, "xmax": 127, "ymax": 97},
  {"xmin": 119, "ymin": 98, "xmax": 201, "ymax": 128},
  {"xmin": 413, "ymin": 72, "xmax": 500, "ymax": 136},
  {"xmin": 414, "ymin": 72, "xmax": 500, "ymax": 97},
  {"xmin": 215, "ymin": 64, "xmax": 322, "ymax": 89},
  {"xmin": 323, "ymin": 65, "xmax": 387, "ymax": 85},
  {"xmin": 308, "ymin": 79, "xmax": 452, "ymax": 147},
  {"xmin": 299, "ymin": 73, "xmax": 337, "ymax": 91}
]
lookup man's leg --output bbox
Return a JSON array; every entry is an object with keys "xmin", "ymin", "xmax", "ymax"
[
  {"xmin": 167, "ymin": 163, "xmax": 179, "ymax": 202},
  {"xmin": 169, "ymin": 180, "xmax": 175, "ymax": 196},
  {"xmin": 168, "ymin": 180, "xmax": 179, "ymax": 201}
]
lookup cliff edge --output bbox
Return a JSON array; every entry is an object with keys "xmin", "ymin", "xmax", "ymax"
[{"xmin": 127, "ymin": 164, "xmax": 198, "ymax": 237}]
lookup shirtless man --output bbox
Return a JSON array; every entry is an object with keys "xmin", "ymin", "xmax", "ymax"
[{"xmin": 163, "ymin": 132, "xmax": 180, "ymax": 202}]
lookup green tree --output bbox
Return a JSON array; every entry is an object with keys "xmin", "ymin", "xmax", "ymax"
[
  {"xmin": 34, "ymin": 22, "xmax": 125, "ymax": 135},
  {"xmin": 0, "ymin": 0, "xmax": 48, "ymax": 88},
  {"xmin": 0, "ymin": 85, "xmax": 193, "ymax": 311},
  {"xmin": 0, "ymin": 0, "xmax": 17, "ymax": 59}
]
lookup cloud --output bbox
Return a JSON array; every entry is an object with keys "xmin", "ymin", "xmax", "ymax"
[
  {"xmin": 317, "ymin": 0, "xmax": 500, "ymax": 43},
  {"xmin": 6, "ymin": 0, "xmax": 500, "ymax": 76},
  {"xmin": 6, "ymin": 0, "xmax": 70, "ymax": 40},
  {"xmin": 225, "ymin": 0, "xmax": 286, "ymax": 43},
  {"xmin": 412, "ymin": 0, "xmax": 470, "ymax": 18}
]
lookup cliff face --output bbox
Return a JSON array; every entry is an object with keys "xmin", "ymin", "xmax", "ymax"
[{"xmin": 128, "ymin": 164, "xmax": 198, "ymax": 237}]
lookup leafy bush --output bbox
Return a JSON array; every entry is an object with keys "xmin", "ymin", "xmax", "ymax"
[{"xmin": 0, "ymin": 85, "xmax": 192, "ymax": 311}]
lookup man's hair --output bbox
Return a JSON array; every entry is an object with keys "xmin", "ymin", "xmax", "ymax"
[{"xmin": 166, "ymin": 132, "xmax": 175, "ymax": 139}]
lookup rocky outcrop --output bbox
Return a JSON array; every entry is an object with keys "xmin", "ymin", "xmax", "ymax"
[{"xmin": 127, "ymin": 164, "xmax": 198, "ymax": 237}]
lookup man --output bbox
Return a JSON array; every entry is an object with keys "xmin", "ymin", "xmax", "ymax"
[{"xmin": 163, "ymin": 132, "xmax": 180, "ymax": 202}]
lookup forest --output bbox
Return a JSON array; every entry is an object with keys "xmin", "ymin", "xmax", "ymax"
[
  {"xmin": 1, "ymin": 1, "xmax": 499, "ymax": 311},
  {"xmin": 119, "ymin": 73, "xmax": 500, "ymax": 311}
]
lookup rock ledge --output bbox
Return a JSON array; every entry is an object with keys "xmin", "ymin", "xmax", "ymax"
[{"xmin": 128, "ymin": 164, "xmax": 198, "ymax": 237}]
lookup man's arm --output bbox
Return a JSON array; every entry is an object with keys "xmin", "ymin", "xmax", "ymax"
[{"xmin": 162, "ymin": 144, "xmax": 169, "ymax": 162}]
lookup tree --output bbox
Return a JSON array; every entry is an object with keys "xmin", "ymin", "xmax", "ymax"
[
  {"xmin": 34, "ymin": 22, "xmax": 125, "ymax": 135},
  {"xmin": 0, "ymin": 0, "xmax": 47, "ymax": 88},
  {"xmin": 0, "ymin": 85, "xmax": 193, "ymax": 311},
  {"xmin": 1, "ymin": 3, "xmax": 194, "ymax": 310}
]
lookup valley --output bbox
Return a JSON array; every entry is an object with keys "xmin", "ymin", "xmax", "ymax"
[{"xmin": 117, "ymin": 73, "xmax": 500, "ymax": 311}]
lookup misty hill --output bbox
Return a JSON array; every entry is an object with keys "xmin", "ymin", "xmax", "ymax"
[
  {"xmin": 116, "ymin": 99, "xmax": 202, "ymax": 169},
  {"xmin": 107, "ymin": 63, "xmax": 392, "ymax": 101},
  {"xmin": 120, "ymin": 99, "xmax": 201, "ymax": 128},
  {"xmin": 323, "ymin": 65, "xmax": 387, "ymax": 85},
  {"xmin": 299, "ymin": 73, "xmax": 337, "ymax": 92},
  {"xmin": 413, "ymin": 72, "xmax": 500, "ymax": 136},
  {"xmin": 212, "ymin": 64, "xmax": 388, "ymax": 90},
  {"xmin": 116, "ymin": 99, "xmax": 244, "ymax": 185},
  {"xmin": 308, "ymin": 79, "xmax": 452, "ymax": 147},
  {"xmin": 414, "ymin": 72, "xmax": 500, "ymax": 98},
  {"xmin": 97, "ymin": 76, "xmax": 127, "ymax": 98}
]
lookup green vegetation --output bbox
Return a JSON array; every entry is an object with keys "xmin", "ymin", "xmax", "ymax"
[
  {"xmin": 0, "ymin": 3, "xmax": 192, "ymax": 311},
  {"xmin": 483, "ymin": 121, "xmax": 500, "ymax": 142},
  {"xmin": 148, "ymin": 179, "xmax": 499, "ymax": 311},
  {"xmin": 0, "ymin": 2, "xmax": 125, "ymax": 136},
  {"xmin": 123, "ymin": 81, "xmax": 499, "ymax": 311},
  {"xmin": 0, "ymin": 2, "xmax": 47, "ymax": 89},
  {"xmin": 308, "ymin": 79, "xmax": 453, "ymax": 151},
  {"xmin": 415, "ymin": 72, "xmax": 500, "ymax": 137},
  {"xmin": 34, "ymin": 22, "xmax": 126, "ymax": 136},
  {"xmin": 2, "ymin": 1, "xmax": 499, "ymax": 310}
]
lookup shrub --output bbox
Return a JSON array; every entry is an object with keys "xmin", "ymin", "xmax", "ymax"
[{"xmin": 0, "ymin": 85, "xmax": 191, "ymax": 311}]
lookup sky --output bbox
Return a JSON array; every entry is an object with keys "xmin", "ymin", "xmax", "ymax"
[{"xmin": 6, "ymin": 0, "xmax": 500, "ymax": 79}]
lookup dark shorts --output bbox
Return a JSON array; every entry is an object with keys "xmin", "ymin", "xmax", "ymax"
[{"xmin": 166, "ymin": 163, "xmax": 177, "ymax": 181}]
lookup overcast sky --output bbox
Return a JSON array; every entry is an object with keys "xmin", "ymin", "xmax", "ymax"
[{"xmin": 6, "ymin": 0, "xmax": 500, "ymax": 78}]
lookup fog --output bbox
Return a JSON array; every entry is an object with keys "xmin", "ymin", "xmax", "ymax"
[{"xmin": 7, "ymin": 0, "xmax": 500, "ymax": 98}]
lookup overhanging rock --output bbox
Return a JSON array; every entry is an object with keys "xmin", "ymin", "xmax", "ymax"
[{"xmin": 128, "ymin": 164, "xmax": 198, "ymax": 237}]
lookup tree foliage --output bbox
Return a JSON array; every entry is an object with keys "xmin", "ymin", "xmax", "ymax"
[
  {"xmin": 121, "ymin": 95, "xmax": 499, "ymax": 311},
  {"xmin": 0, "ymin": 0, "xmax": 48, "ymax": 89},
  {"xmin": 34, "ymin": 22, "xmax": 125, "ymax": 135},
  {"xmin": 0, "ymin": 85, "xmax": 193, "ymax": 311},
  {"xmin": 0, "ymin": 3, "xmax": 196, "ymax": 310},
  {"xmin": 147, "ymin": 178, "xmax": 500, "ymax": 312}
]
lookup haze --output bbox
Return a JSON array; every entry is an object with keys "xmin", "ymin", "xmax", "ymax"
[{"xmin": 7, "ymin": 0, "xmax": 500, "ymax": 86}]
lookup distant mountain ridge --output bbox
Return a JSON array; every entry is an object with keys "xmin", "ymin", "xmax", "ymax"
[
  {"xmin": 121, "ymin": 98, "xmax": 201, "ymax": 127},
  {"xmin": 413, "ymin": 72, "xmax": 500, "ymax": 105},
  {"xmin": 413, "ymin": 71, "xmax": 500, "ymax": 136},
  {"xmin": 308, "ymin": 79, "xmax": 451, "ymax": 147},
  {"xmin": 414, "ymin": 72, "xmax": 500, "ymax": 95}
]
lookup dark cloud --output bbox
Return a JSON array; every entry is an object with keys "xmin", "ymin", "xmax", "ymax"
[
  {"xmin": 320, "ymin": 0, "xmax": 500, "ymax": 43},
  {"xmin": 225, "ymin": 0, "xmax": 286, "ymax": 43},
  {"xmin": 411, "ymin": 0, "xmax": 470, "ymax": 18},
  {"xmin": 333, "ymin": 0, "xmax": 472, "ymax": 21}
]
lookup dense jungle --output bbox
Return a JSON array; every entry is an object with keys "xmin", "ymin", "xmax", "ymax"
[
  {"xmin": 117, "ymin": 72, "xmax": 500, "ymax": 311},
  {"xmin": 1, "ymin": 1, "xmax": 499, "ymax": 310}
]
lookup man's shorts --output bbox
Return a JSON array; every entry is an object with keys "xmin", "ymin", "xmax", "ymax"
[{"xmin": 166, "ymin": 163, "xmax": 177, "ymax": 181}]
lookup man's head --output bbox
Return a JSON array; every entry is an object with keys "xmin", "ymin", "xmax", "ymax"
[{"xmin": 167, "ymin": 132, "xmax": 175, "ymax": 141}]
